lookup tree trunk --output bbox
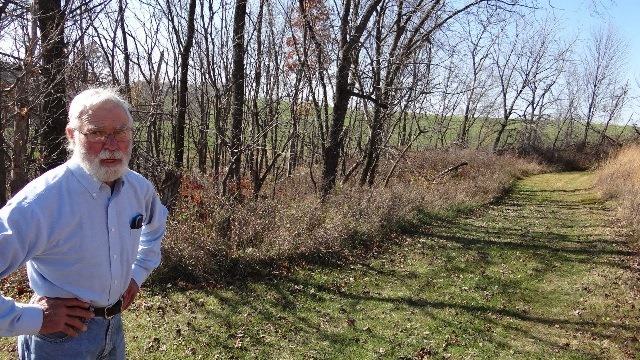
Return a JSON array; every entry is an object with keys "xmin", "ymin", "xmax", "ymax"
[
  {"xmin": 197, "ymin": 78, "xmax": 210, "ymax": 174},
  {"xmin": 360, "ymin": 106, "xmax": 384, "ymax": 187},
  {"xmin": 320, "ymin": 0, "xmax": 382, "ymax": 196},
  {"xmin": 36, "ymin": 0, "xmax": 68, "ymax": 171},
  {"xmin": 118, "ymin": 0, "xmax": 131, "ymax": 101},
  {"xmin": 225, "ymin": 0, "xmax": 247, "ymax": 198},
  {"xmin": 321, "ymin": 61, "xmax": 351, "ymax": 195},
  {"xmin": 0, "ymin": 110, "xmax": 6, "ymax": 206},
  {"xmin": 359, "ymin": 9, "xmax": 384, "ymax": 187},
  {"xmin": 251, "ymin": 0, "xmax": 265, "ymax": 193},
  {"xmin": 493, "ymin": 120, "xmax": 508, "ymax": 152},
  {"xmin": 174, "ymin": 0, "xmax": 197, "ymax": 168},
  {"xmin": 10, "ymin": 2, "xmax": 38, "ymax": 196}
]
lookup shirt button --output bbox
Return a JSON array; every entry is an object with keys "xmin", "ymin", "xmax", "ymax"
[
  {"xmin": 113, "ymin": 255, "xmax": 117, "ymax": 259},
  {"xmin": 111, "ymin": 228, "xmax": 116, "ymax": 232}
]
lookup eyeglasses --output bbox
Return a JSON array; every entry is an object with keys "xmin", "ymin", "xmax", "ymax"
[{"xmin": 76, "ymin": 129, "xmax": 133, "ymax": 143}]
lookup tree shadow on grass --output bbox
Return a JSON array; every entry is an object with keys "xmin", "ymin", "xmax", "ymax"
[
  {"xmin": 408, "ymin": 182, "xmax": 637, "ymax": 272},
  {"xmin": 179, "ymin": 259, "xmax": 635, "ymax": 359},
  {"xmin": 297, "ymin": 277, "xmax": 638, "ymax": 351}
]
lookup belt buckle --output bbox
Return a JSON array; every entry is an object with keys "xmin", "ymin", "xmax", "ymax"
[{"xmin": 105, "ymin": 299, "xmax": 122, "ymax": 319}]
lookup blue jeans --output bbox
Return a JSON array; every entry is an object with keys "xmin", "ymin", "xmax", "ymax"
[{"xmin": 17, "ymin": 313, "xmax": 125, "ymax": 360}]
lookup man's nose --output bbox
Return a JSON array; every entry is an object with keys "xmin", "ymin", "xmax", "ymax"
[{"xmin": 104, "ymin": 135, "xmax": 119, "ymax": 149}]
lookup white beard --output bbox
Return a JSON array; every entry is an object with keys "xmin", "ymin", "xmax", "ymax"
[{"xmin": 74, "ymin": 146, "xmax": 131, "ymax": 184}]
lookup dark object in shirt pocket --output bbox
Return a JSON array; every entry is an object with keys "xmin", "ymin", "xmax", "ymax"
[{"xmin": 130, "ymin": 214, "xmax": 143, "ymax": 229}]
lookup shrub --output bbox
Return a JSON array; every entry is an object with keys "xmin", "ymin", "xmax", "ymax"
[
  {"xmin": 595, "ymin": 144, "xmax": 640, "ymax": 232},
  {"xmin": 151, "ymin": 149, "xmax": 547, "ymax": 285}
]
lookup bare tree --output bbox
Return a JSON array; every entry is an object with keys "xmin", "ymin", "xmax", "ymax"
[
  {"xmin": 518, "ymin": 17, "xmax": 571, "ymax": 151},
  {"xmin": 550, "ymin": 67, "xmax": 582, "ymax": 151},
  {"xmin": 8, "ymin": 2, "xmax": 37, "ymax": 197},
  {"xmin": 320, "ymin": 0, "xmax": 382, "ymax": 196},
  {"xmin": 0, "ymin": 0, "xmax": 569, "ymax": 209},
  {"xmin": 579, "ymin": 24, "xmax": 627, "ymax": 148},
  {"xmin": 598, "ymin": 81, "xmax": 628, "ymax": 147},
  {"xmin": 456, "ymin": 11, "xmax": 497, "ymax": 147},
  {"xmin": 174, "ymin": 0, "xmax": 197, "ymax": 168},
  {"xmin": 224, "ymin": 0, "xmax": 247, "ymax": 198},
  {"xmin": 193, "ymin": 0, "xmax": 218, "ymax": 174},
  {"xmin": 429, "ymin": 43, "xmax": 465, "ymax": 148},
  {"xmin": 491, "ymin": 14, "xmax": 530, "ymax": 152},
  {"xmin": 118, "ymin": 0, "xmax": 131, "ymax": 101},
  {"xmin": 358, "ymin": 0, "xmax": 491, "ymax": 186},
  {"xmin": 0, "ymin": 2, "xmax": 29, "ymax": 203}
]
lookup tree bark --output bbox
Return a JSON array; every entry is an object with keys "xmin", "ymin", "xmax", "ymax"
[
  {"xmin": 320, "ymin": 0, "xmax": 382, "ymax": 196},
  {"xmin": 225, "ymin": 0, "xmax": 247, "ymax": 198},
  {"xmin": 251, "ymin": 0, "xmax": 265, "ymax": 194},
  {"xmin": 174, "ymin": 0, "xmax": 197, "ymax": 168},
  {"xmin": 118, "ymin": 0, "xmax": 131, "ymax": 101},
  {"xmin": 36, "ymin": 0, "xmax": 68, "ymax": 171}
]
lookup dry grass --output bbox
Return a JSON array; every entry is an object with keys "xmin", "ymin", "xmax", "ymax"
[
  {"xmin": 595, "ymin": 143, "xmax": 640, "ymax": 233},
  {"xmin": 152, "ymin": 149, "xmax": 547, "ymax": 286}
]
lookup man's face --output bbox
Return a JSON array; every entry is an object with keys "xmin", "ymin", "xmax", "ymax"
[{"xmin": 67, "ymin": 101, "xmax": 132, "ymax": 185}]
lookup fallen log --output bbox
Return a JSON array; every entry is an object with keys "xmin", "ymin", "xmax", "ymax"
[{"xmin": 432, "ymin": 161, "xmax": 468, "ymax": 182}]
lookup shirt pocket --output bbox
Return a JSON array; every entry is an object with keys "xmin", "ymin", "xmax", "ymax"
[{"xmin": 129, "ymin": 228, "xmax": 143, "ymax": 246}]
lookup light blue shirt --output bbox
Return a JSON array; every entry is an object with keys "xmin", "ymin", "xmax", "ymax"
[{"xmin": 0, "ymin": 159, "xmax": 168, "ymax": 336}]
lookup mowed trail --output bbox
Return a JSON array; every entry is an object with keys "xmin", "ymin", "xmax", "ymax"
[{"xmin": 408, "ymin": 172, "xmax": 640, "ymax": 358}]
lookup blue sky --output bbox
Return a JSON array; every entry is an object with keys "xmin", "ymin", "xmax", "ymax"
[{"xmin": 545, "ymin": 0, "xmax": 639, "ymax": 83}]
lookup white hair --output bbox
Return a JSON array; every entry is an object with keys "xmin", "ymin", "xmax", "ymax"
[{"xmin": 68, "ymin": 88, "xmax": 133, "ymax": 129}]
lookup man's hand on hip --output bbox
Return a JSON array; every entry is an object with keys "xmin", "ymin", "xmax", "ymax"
[
  {"xmin": 122, "ymin": 279, "xmax": 139, "ymax": 311},
  {"xmin": 36, "ymin": 297, "xmax": 94, "ymax": 337}
]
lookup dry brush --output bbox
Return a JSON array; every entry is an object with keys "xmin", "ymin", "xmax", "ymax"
[{"xmin": 152, "ymin": 150, "xmax": 546, "ymax": 285}]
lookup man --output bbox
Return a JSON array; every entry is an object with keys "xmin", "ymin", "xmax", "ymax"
[{"xmin": 0, "ymin": 88, "xmax": 168, "ymax": 359}]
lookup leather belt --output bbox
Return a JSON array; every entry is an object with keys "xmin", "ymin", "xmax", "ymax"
[{"xmin": 93, "ymin": 299, "xmax": 123, "ymax": 318}]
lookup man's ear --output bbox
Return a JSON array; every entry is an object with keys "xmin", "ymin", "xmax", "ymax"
[{"xmin": 65, "ymin": 127, "xmax": 75, "ymax": 146}]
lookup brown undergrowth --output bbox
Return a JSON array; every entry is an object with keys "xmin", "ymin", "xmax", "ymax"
[
  {"xmin": 595, "ymin": 143, "xmax": 640, "ymax": 236},
  {"xmin": 152, "ymin": 149, "xmax": 547, "ymax": 286}
]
